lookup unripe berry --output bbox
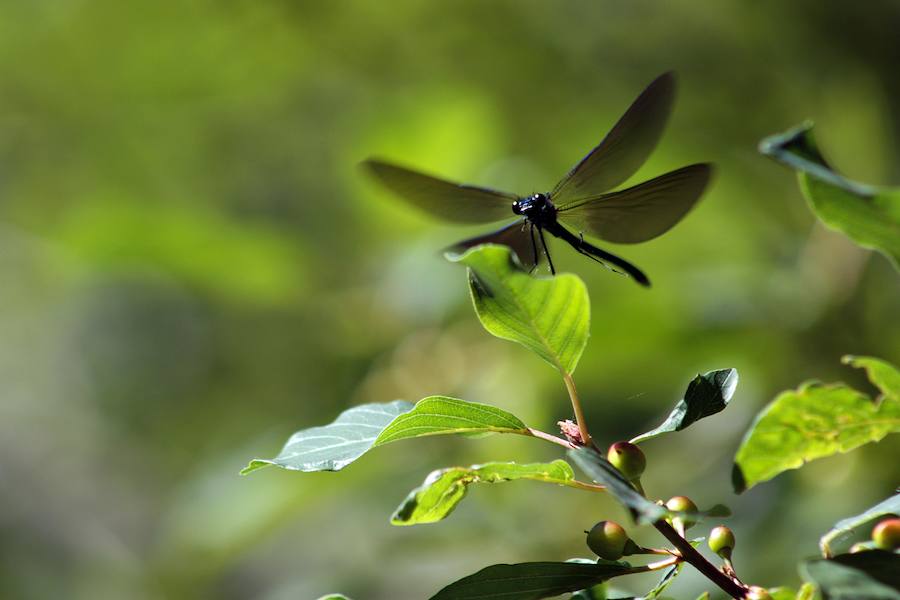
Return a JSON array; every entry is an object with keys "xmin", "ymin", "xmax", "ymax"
[
  {"xmin": 708, "ymin": 525, "xmax": 735, "ymax": 558},
  {"xmin": 746, "ymin": 587, "xmax": 771, "ymax": 600},
  {"xmin": 586, "ymin": 520, "xmax": 629, "ymax": 560},
  {"xmin": 872, "ymin": 517, "xmax": 900, "ymax": 551},
  {"xmin": 665, "ymin": 495, "xmax": 699, "ymax": 533},
  {"xmin": 607, "ymin": 441, "xmax": 646, "ymax": 481}
]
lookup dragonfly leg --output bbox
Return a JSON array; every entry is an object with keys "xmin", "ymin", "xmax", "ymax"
[
  {"xmin": 528, "ymin": 223, "xmax": 539, "ymax": 273},
  {"xmin": 538, "ymin": 226, "xmax": 556, "ymax": 275}
]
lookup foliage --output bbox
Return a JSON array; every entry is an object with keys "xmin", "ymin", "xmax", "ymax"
[
  {"xmin": 733, "ymin": 356, "xmax": 900, "ymax": 492},
  {"xmin": 254, "ymin": 240, "xmax": 899, "ymax": 599},
  {"xmin": 760, "ymin": 123, "xmax": 900, "ymax": 269}
]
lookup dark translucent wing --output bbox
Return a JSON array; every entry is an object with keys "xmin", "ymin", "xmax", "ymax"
[
  {"xmin": 448, "ymin": 219, "xmax": 540, "ymax": 270},
  {"xmin": 552, "ymin": 72, "xmax": 677, "ymax": 205},
  {"xmin": 362, "ymin": 159, "xmax": 516, "ymax": 223},
  {"xmin": 558, "ymin": 163, "xmax": 712, "ymax": 244}
]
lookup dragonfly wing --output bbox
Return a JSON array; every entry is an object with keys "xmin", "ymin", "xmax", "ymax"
[
  {"xmin": 448, "ymin": 220, "xmax": 540, "ymax": 270},
  {"xmin": 558, "ymin": 163, "xmax": 712, "ymax": 244},
  {"xmin": 552, "ymin": 72, "xmax": 677, "ymax": 205},
  {"xmin": 362, "ymin": 159, "xmax": 516, "ymax": 223}
]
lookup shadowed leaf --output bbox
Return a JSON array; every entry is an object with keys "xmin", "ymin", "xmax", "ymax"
[
  {"xmin": 429, "ymin": 561, "xmax": 633, "ymax": 600},
  {"xmin": 820, "ymin": 492, "xmax": 900, "ymax": 557},
  {"xmin": 631, "ymin": 369, "xmax": 738, "ymax": 443},
  {"xmin": 569, "ymin": 447, "xmax": 667, "ymax": 524},
  {"xmin": 801, "ymin": 551, "xmax": 900, "ymax": 599}
]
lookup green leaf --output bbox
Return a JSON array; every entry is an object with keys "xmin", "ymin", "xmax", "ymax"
[
  {"xmin": 631, "ymin": 369, "xmax": 738, "ymax": 443},
  {"xmin": 733, "ymin": 357, "xmax": 900, "ymax": 492},
  {"xmin": 568, "ymin": 447, "xmax": 667, "ymax": 524},
  {"xmin": 796, "ymin": 583, "xmax": 819, "ymax": 600},
  {"xmin": 316, "ymin": 596, "xmax": 352, "ymax": 600},
  {"xmin": 820, "ymin": 492, "xmax": 900, "ymax": 557},
  {"xmin": 641, "ymin": 564, "xmax": 682, "ymax": 599},
  {"xmin": 241, "ymin": 400, "xmax": 414, "ymax": 474},
  {"xmin": 374, "ymin": 396, "xmax": 529, "ymax": 445},
  {"xmin": 759, "ymin": 122, "xmax": 900, "ymax": 269},
  {"xmin": 447, "ymin": 245, "xmax": 590, "ymax": 375},
  {"xmin": 844, "ymin": 356, "xmax": 900, "ymax": 402},
  {"xmin": 392, "ymin": 460, "xmax": 576, "ymax": 525},
  {"xmin": 769, "ymin": 588, "xmax": 800, "ymax": 600},
  {"xmin": 800, "ymin": 551, "xmax": 900, "ymax": 599},
  {"xmin": 430, "ymin": 561, "xmax": 633, "ymax": 600},
  {"xmin": 694, "ymin": 594, "xmax": 710, "ymax": 600},
  {"xmin": 244, "ymin": 396, "xmax": 530, "ymax": 474}
]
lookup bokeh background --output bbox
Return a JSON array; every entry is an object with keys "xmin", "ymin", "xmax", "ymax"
[{"xmin": 1, "ymin": 1, "xmax": 899, "ymax": 598}]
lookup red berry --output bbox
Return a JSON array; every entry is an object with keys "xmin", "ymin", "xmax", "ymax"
[{"xmin": 872, "ymin": 517, "xmax": 900, "ymax": 551}]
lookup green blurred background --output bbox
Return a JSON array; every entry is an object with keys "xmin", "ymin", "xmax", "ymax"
[{"xmin": 1, "ymin": 1, "xmax": 898, "ymax": 598}]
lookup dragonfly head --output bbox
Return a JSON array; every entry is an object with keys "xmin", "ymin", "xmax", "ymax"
[{"xmin": 513, "ymin": 193, "xmax": 554, "ymax": 218}]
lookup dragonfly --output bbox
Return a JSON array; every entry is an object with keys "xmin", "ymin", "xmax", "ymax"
[{"xmin": 362, "ymin": 72, "xmax": 712, "ymax": 287}]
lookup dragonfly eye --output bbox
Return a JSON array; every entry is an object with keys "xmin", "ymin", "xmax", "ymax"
[{"xmin": 511, "ymin": 201, "xmax": 522, "ymax": 215}]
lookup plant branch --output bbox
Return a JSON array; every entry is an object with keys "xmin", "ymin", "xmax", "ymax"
[
  {"xmin": 653, "ymin": 519, "xmax": 747, "ymax": 599},
  {"xmin": 562, "ymin": 372, "xmax": 593, "ymax": 447}
]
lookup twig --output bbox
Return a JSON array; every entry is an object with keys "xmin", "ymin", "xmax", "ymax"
[{"xmin": 653, "ymin": 520, "xmax": 747, "ymax": 599}]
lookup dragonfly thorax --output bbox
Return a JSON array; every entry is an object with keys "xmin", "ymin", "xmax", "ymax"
[{"xmin": 512, "ymin": 193, "xmax": 556, "ymax": 224}]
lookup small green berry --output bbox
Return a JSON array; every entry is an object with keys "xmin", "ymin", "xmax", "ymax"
[
  {"xmin": 872, "ymin": 517, "xmax": 900, "ymax": 551},
  {"xmin": 586, "ymin": 520, "xmax": 629, "ymax": 560},
  {"xmin": 665, "ymin": 495, "xmax": 699, "ymax": 531},
  {"xmin": 746, "ymin": 587, "xmax": 771, "ymax": 600},
  {"xmin": 607, "ymin": 441, "xmax": 646, "ymax": 481},
  {"xmin": 708, "ymin": 525, "xmax": 735, "ymax": 557}
]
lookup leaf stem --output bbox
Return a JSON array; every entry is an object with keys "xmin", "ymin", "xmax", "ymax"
[
  {"xmin": 563, "ymin": 372, "xmax": 593, "ymax": 447},
  {"xmin": 567, "ymin": 479, "xmax": 606, "ymax": 493},
  {"xmin": 620, "ymin": 554, "xmax": 681, "ymax": 576},
  {"xmin": 526, "ymin": 427, "xmax": 577, "ymax": 449},
  {"xmin": 652, "ymin": 519, "xmax": 747, "ymax": 599}
]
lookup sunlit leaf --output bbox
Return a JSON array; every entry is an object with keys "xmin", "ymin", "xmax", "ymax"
[
  {"xmin": 800, "ymin": 551, "xmax": 900, "ymax": 599},
  {"xmin": 316, "ymin": 595, "xmax": 353, "ymax": 600},
  {"xmin": 845, "ymin": 356, "xmax": 900, "ymax": 403},
  {"xmin": 759, "ymin": 122, "xmax": 900, "ymax": 269},
  {"xmin": 733, "ymin": 357, "xmax": 900, "ymax": 492},
  {"xmin": 244, "ymin": 396, "xmax": 530, "ymax": 474},
  {"xmin": 768, "ymin": 588, "xmax": 798, "ymax": 600},
  {"xmin": 820, "ymin": 492, "xmax": 900, "ymax": 557},
  {"xmin": 374, "ymin": 396, "xmax": 529, "ymax": 445},
  {"xmin": 242, "ymin": 400, "xmax": 414, "ymax": 474},
  {"xmin": 447, "ymin": 245, "xmax": 590, "ymax": 375},
  {"xmin": 568, "ymin": 447, "xmax": 667, "ymax": 524},
  {"xmin": 392, "ymin": 460, "xmax": 576, "ymax": 525},
  {"xmin": 631, "ymin": 369, "xmax": 738, "ymax": 443},
  {"xmin": 796, "ymin": 583, "xmax": 818, "ymax": 600},
  {"xmin": 429, "ymin": 561, "xmax": 633, "ymax": 600}
]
